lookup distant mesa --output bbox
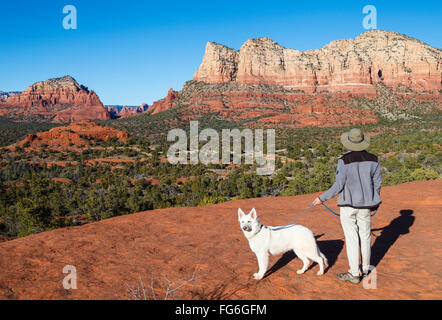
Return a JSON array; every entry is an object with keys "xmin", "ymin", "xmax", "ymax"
[
  {"xmin": 0, "ymin": 91, "xmax": 21, "ymax": 100},
  {"xmin": 0, "ymin": 75, "xmax": 111, "ymax": 123},
  {"xmin": 106, "ymin": 104, "xmax": 150, "ymax": 119},
  {"xmin": 11, "ymin": 120, "xmax": 129, "ymax": 150}
]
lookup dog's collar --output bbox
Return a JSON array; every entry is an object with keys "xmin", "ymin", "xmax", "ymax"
[{"xmin": 249, "ymin": 224, "xmax": 265, "ymax": 239}]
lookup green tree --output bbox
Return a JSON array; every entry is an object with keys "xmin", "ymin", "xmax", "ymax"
[{"xmin": 16, "ymin": 201, "xmax": 53, "ymax": 237}]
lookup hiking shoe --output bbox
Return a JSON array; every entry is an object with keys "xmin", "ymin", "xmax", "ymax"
[{"xmin": 337, "ymin": 272, "xmax": 361, "ymax": 284}]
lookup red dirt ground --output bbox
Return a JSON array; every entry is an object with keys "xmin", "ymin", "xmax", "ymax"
[{"xmin": 0, "ymin": 180, "xmax": 440, "ymax": 300}]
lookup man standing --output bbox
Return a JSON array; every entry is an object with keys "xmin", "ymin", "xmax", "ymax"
[{"xmin": 312, "ymin": 128, "xmax": 382, "ymax": 284}]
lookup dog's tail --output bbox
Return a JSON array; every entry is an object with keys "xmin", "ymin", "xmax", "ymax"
[{"xmin": 319, "ymin": 251, "xmax": 328, "ymax": 266}]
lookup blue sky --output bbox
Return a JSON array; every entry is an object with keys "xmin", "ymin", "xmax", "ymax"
[{"xmin": 0, "ymin": 0, "xmax": 440, "ymax": 105}]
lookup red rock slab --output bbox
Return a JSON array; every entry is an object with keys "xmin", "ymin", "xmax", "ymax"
[
  {"xmin": 0, "ymin": 180, "xmax": 440, "ymax": 300},
  {"xmin": 14, "ymin": 120, "xmax": 129, "ymax": 150}
]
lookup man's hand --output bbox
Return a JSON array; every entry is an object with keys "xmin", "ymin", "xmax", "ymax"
[{"xmin": 312, "ymin": 196, "xmax": 322, "ymax": 206}]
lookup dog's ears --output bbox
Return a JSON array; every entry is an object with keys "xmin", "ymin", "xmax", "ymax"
[
  {"xmin": 238, "ymin": 208, "xmax": 245, "ymax": 221},
  {"xmin": 249, "ymin": 208, "xmax": 257, "ymax": 220}
]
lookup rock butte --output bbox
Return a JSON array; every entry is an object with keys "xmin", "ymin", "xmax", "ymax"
[
  {"xmin": 13, "ymin": 120, "xmax": 129, "ymax": 149},
  {"xmin": 148, "ymin": 30, "xmax": 441, "ymax": 127},
  {"xmin": 0, "ymin": 76, "xmax": 111, "ymax": 122},
  {"xmin": 194, "ymin": 30, "xmax": 441, "ymax": 94}
]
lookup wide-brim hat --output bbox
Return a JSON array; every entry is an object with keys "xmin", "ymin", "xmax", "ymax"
[{"xmin": 341, "ymin": 128, "xmax": 370, "ymax": 151}]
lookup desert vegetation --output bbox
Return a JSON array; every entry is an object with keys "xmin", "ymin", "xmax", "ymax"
[{"xmin": 0, "ymin": 114, "xmax": 440, "ymax": 239}]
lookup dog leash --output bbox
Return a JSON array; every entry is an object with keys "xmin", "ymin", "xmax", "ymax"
[
  {"xmin": 269, "ymin": 201, "xmax": 378, "ymax": 231},
  {"xmin": 269, "ymin": 202, "xmax": 315, "ymax": 231},
  {"xmin": 321, "ymin": 202, "xmax": 378, "ymax": 217}
]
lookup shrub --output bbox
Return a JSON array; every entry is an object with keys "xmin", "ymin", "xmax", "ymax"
[
  {"xmin": 410, "ymin": 168, "xmax": 440, "ymax": 181},
  {"xmin": 383, "ymin": 156, "xmax": 403, "ymax": 172},
  {"xmin": 197, "ymin": 195, "xmax": 227, "ymax": 206},
  {"xmin": 17, "ymin": 203, "xmax": 53, "ymax": 237},
  {"xmin": 404, "ymin": 157, "xmax": 421, "ymax": 170}
]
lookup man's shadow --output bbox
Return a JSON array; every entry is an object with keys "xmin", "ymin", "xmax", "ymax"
[
  {"xmin": 264, "ymin": 234, "xmax": 344, "ymax": 278},
  {"xmin": 370, "ymin": 209, "xmax": 415, "ymax": 267}
]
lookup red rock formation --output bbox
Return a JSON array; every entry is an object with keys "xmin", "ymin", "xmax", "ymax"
[
  {"xmin": 180, "ymin": 88, "xmax": 378, "ymax": 127},
  {"xmin": 15, "ymin": 120, "xmax": 129, "ymax": 149},
  {"xmin": 0, "ymin": 76, "xmax": 111, "ymax": 122},
  {"xmin": 105, "ymin": 104, "xmax": 150, "ymax": 119},
  {"xmin": 106, "ymin": 106, "xmax": 120, "ymax": 118},
  {"xmin": 193, "ymin": 42, "xmax": 239, "ymax": 83},
  {"xmin": 53, "ymin": 104, "xmax": 111, "ymax": 123},
  {"xmin": 151, "ymin": 88, "xmax": 179, "ymax": 114},
  {"xmin": 147, "ymin": 31, "xmax": 440, "ymax": 128},
  {"xmin": 118, "ymin": 104, "xmax": 150, "ymax": 118},
  {"xmin": 119, "ymin": 106, "xmax": 136, "ymax": 118},
  {"xmin": 138, "ymin": 104, "xmax": 150, "ymax": 113},
  {"xmin": 194, "ymin": 30, "xmax": 441, "ymax": 94}
]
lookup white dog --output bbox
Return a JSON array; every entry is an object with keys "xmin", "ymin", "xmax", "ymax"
[{"xmin": 238, "ymin": 208, "xmax": 328, "ymax": 280}]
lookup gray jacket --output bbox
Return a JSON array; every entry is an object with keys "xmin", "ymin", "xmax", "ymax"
[{"xmin": 319, "ymin": 151, "xmax": 382, "ymax": 209}]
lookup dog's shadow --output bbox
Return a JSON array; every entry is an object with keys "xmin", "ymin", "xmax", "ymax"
[{"xmin": 264, "ymin": 234, "xmax": 344, "ymax": 278}]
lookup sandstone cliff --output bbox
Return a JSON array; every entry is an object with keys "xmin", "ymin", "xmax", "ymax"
[
  {"xmin": 193, "ymin": 42, "xmax": 239, "ymax": 83},
  {"xmin": 0, "ymin": 76, "xmax": 111, "ymax": 122},
  {"xmin": 194, "ymin": 30, "xmax": 441, "ymax": 94},
  {"xmin": 147, "ymin": 30, "xmax": 440, "ymax": 127}
]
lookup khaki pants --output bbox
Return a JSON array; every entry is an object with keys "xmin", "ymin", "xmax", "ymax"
[{"xmin": 340, "ymin": 206, "xmax": 371, "ymax": 277}]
